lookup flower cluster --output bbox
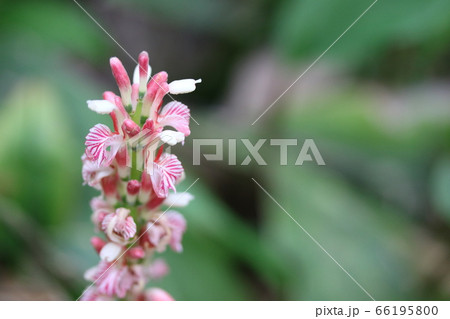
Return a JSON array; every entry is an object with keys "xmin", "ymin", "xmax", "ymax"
[{"xmin": 80, "ymin": 51, "xmax": 199, "ymax": 301}]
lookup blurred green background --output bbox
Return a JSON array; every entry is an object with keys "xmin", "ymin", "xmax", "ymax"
[{"xmin": 1, "ymin": 0, "xmax": 450, "ymax": 300}]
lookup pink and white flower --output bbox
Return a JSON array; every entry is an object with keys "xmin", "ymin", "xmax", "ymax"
[
  {"xmin": 81, "ymin": 154, "xmax": 115, "ymax": 189},
  {"xmin": 79, "ymin": 286, "xmax": 113, "ymax": 301},
  {"xmin": 141, "ymin": 217, "xmax": 170, "ymax": 253},
  {"xmin": 102, "ymin": 208, "xmax": 137, "ymax": 245},
  {"xmin": 166, "ymin": 211, "xmax": 187, "ymax": 252},
  {"xmin": 85, "ymin": 124, "xmax": 123, "ymax": 167},
  {"xmin": 99, "ymin": 242, "xmax": 123, "ymax": 262},
  {"xmin": 144, "ymin": 288, "xmax": 174, "ymax": 301},
  {"xmin": 141, "ymin": 211, "xmax": 186, "ymax": 253},
  {"xmin": 90, "ymin": 196, "xmax": 110, "ymax": 211},
  {"xmin": 81, "ymin": 51, "xmax": 197, "ymax": 301},
  {"xmin": 149, "ymin": 153, "xmax": 184, "ymax": 198},
  {"xmin": 85, "ymin": 261, "xmax": 138, "ymax": 298},
  {"xmin": 157, "ymin": 101, "xmax": 191, "ymax": 136},
  {"xmin": 146, "ymin": 258, "xmax": 169, "ymax": 279}
]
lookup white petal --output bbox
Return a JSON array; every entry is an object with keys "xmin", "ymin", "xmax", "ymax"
[
  {"xmin": 163, "ymin": 192, "xmax": 194, "ymax": 207},
  {"xmin": 84, "ymin": 266, "xmax": 98, "ymax": 281},
  {"xmin": 133, "ymin": 65, "xmax": 139, "ymax": 85},
  {"xmin": 133, "ymin": 64, "xmax": 152, "ymax": 85},
  {"xmin": 159, "ymin": 130, "xmax": 185, "ymax": 146},
  {"xmin": 168, "ymin": 79, "xmax": 201, "ymax": 95},
  {"xmin": 87, "ymin": 100, "xmax": 117, "ymax": 114},
  {"xmin": 177, "ymin": 171, "xmax": 186, "ymax": 184},
  {"xmin": 99, "ymin": 242, "xmax": 122, "ymax": 262}
]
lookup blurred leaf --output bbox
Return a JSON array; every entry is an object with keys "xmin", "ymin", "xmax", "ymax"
[
  {"xmin": 430, "ymin": 158, "xmax": 450, "ymax": 224},
  {"xmin": 260, "ymin": 165, "xmax": 420, "ymax": 300},
  {"xmin": 272, "ymin": 0, "xmax": 450, "ymax": 68},
  {"xmin": 0, "ymin": 81, "xmax": 79, "ymax": 226},
  {"xmin": 0, "ymin": 1, "xmax": 108, "ymax": 60},
  {"xmin": 275, "ymin": 87, "xmax": 450, "ymax": 216}
]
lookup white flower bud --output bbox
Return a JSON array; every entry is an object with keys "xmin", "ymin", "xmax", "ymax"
[
  {"xmin": 168, "ymin": 79, "xmax": 201, "ymax": 94},
  {"xmin": 133, "ymin": 64, "xmax": 152, "ymax": 86},
  {"xmin": 99, "ymin": 242, "xmax": 122, "ymax": 262},
  {"xmin": 163, "ymin": 192, "xmax": 194, "ymax": 207},
  {"xmin": 159, "ymin": 130, "xmax": 185, "ymax": 146},
  {"xmin": 87, "ymin": 100, "xmax": 117, "ymax": 114}
]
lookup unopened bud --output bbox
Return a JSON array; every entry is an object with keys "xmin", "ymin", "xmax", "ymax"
[
  {"xmin": 127, "ymin": 179, "xmax": 141, "ymax": 204},
  {"xmin": 138, "ymin": 51, "xmax": 151, "ymax": 94},
  {"xmin": 90, "ymin": 236, "xmax": 106, "ymax": 254},
  {"xmin": 168, "ymin": 79, "xmax": 201, "ymax": 95},
  {"xmin": 99, "ymin": 242, "xmax": 122, "ymax": 262},
  {"xmin": 122, "ymin": 119, "xmax": 140, "ymax": 137},
  {"xmin": 110, "ymin": 57, "xmax": 132, "ymax": 107},
  {"xmin": 128, "ymin": 247, "xmax": 145, "ymax": 259},
  {"xmin": 146, "ymin": 71, "xmax": 168, "ymax": 101},
  {"xmin": 127, "ymin": 180, "xmax": 141, "ymax": 195}
]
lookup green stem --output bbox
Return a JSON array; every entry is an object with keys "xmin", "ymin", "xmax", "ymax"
[
  {"xmin": 131, "ymin": 100, "xmax": 143, "ymax": 124},
  {"xmin": 130, "ymin": 148, "xmax": 141, "ymax": 181}
]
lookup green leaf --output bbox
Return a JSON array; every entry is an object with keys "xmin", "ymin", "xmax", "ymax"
[
  {"xmin": 430, "ymin": 158, "xmax": 450, "ymax": 223},
  {"xmin": 0, "ymin": 81, "xmax": 79, "ymax": 226},
  {"xmin": 272, "ymin": 0, "xmax": 450, "ymax": 66},
  {"xmin": 260, "ymin": 165, "xmax": 419, "ymax": 300}
]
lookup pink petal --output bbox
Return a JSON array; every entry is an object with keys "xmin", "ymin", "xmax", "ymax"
[
  {"xmin": 110, "ymin": 57, "xmax": 132, "ymax": 107},
  {"xmin": 89, "ymin": 196, "xmax": 110, "ymax": 211},
  {"xmin": 131, "ymin": 83, "xmax": 139, "ymax": 110},
  {"xmin": 128, "ymin": 247, "xmax": 145, "ymax": 259},
  {"xmin": 90, "ymin": 236, "xmax": 106, "ymax": 254},
  {"xmin": 146, "ymin": 72, "xmax": 168, "ymax": 101},
  {"xmin": 149, "ymin": 154, "xmax": 184, "ymax": 198},
  {"xmin": 138, "ymin": 51, "xmax": 150, "ymax": 93},
  {"xmin": 142, "ymin": 72, "xmax": 168, "ymax": 118},
  {"xmin": 158, "ymin": 101, "xmax": 191, "ymax": 136},
  {"xmin": 85, "ymin": 124, "xmax": 123, "ymax": 167},
  {"xmin": 81, "ymin": 155, "xmax": 114, "ymax": 188},
  {"xmin": 147, "ymin": 259, "xmax": 169, "ymax": 279},
  {"xmin": 150, "ymin": 82, "xmax": 170, "ymax": 120},
  {"xmin": 166, "ymin": 211, "xmax": 186, "ymax": 252},
  {"xmin": 146, "ymin": 222, "xmax": 168, "ymax": 251},
  {"xmin": 145, "ymin": 288, "xmax": 174, "ymax": 301},
  {"xmin": 102, "ymin": 208, "xmax": 137, "ymax": 244},
  {"xmin": 96, "ymin": 264, "xmax": 135, "ymax": 298},
  {"xmin": 122, "ymin": 119, "xmax": 141, "ymax": 138}
]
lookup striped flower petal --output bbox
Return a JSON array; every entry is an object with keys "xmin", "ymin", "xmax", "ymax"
[
  {"xmin": 157, "ymin": 101, "xmax": 190, "ymax": 136},
  {"xmin": 85, "ymin": 124, "xmax": 123, "ymax": 167},
  {"xmin": 149, "ymin": 153, "xmax": 184, "ymax": 198}
]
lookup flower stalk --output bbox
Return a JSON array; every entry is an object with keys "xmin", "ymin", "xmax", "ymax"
[{"xmin": 80, "ymin": 51, "xmax": 200, "ymax": 301}]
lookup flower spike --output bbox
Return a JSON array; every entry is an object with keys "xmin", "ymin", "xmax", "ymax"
[{"xmin": 81, "ymin": 51, "xmax": 197, "ymax": 301}]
